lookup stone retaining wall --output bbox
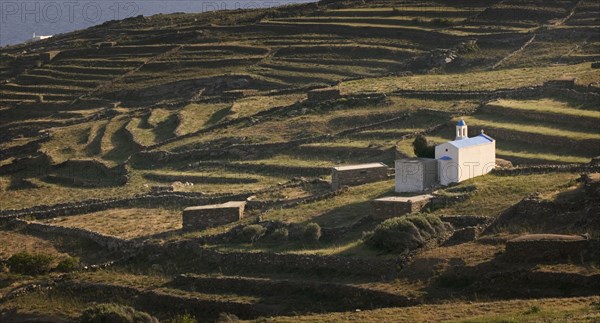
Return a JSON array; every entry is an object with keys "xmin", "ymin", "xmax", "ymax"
[
  {"xmin": 58, "ymin": 281, "xmax": 269, "ymax": 320},
  {"xmin": 140, "ymin": 240, "xmax": 404, "ymax": 278},
  {"xmin": 0, "ymin": 192, "xmax": 253, "ymax": 221},
  {"xmin": 504, "ymin": 236, "xmax": 596, "ymax": 262},
  {"xmin": 480, "ymin": 104, "xmax": 599, "ymax": 128},
  {"xmin": 13, "ymin": 219, "xmax": 132, "ymax": 250},
  {"xmin": 172, "ymin": 274, "xmax": 414, "ymax": 311},
  {"xmin": 491, "ymin": 163, "xmax": 600, "ymax": 176},
  {"xmin": 481, "ymin": 126, "xmax": 598, "ymax": 153}
]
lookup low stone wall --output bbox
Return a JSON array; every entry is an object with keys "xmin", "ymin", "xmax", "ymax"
[
  {"xmin": 0, "ymin": 192, "xmax": 253, "ymax": 221},
  {"xmin": 477, "ymin": 270, "xmax": 600, "ymax": 297},
  {"xmin": 247, "ymin": 186, "xmax": 348, "ymax": 211},
  {"xmin": 172, "ymin": 274, "xmax": 414, "ymax": 311},
  {"xmin": 140, "ymin": 240, "xmax": 403, "ymax": 278},
  {"xmin": 143, "ymin": 173, "xmax": 259, "ymax": 184},
  {"xmin": 13, "ymin": 219, "xmax": 132, "ymax": 250},
  {"xmin": 480, "ymin": 103, "xmax": 599, "ymax": 128},
  {"xmin": 491, "ymin": 163, "xmax": 600, "ymax": 176},
  {"xmin": 307, "ymin": 88, "xmax": 341, "ymax": 102},
  {"xmin": 58, "ymin": 281, "xmax": 269, "ymax": 320},
  {"xmin": 481, "ymin": 126, "xmax": 598, "ymax": 153}
]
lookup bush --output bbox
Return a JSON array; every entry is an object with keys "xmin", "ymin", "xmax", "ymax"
[
  {"xmin": 270, "ymin": 227, "xmax": 289, "ymax": 241},
  {"xmin": 56, "ymin": 256, "xmax": 80, "ymax": 272},
  {"xmin": 241, "ymin": 224, "xmax": 266, "ymax": 243},
  {"xmin": 7, "ymin": 252, "xmax": 55, "ymax": 275},
  {"xmin": 303, "ymin": 223, "xmax": 321, "ymax": 242},
  {"xmin": 413, "ymin": 135, "xmax": 435, "ymax": 158},
  {"xmin": 366, "ymin": 215, "xmax": 448, "ymax": 252},
  {"xmin": 80, "ymin": 303, "xmax": 159, "ymax": 323},
  {"xmin": 168, "ymin": 314, "xmax": 197, "ymax": 323}
]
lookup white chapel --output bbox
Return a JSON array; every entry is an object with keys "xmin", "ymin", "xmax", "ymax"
[
  {"xmin": 395, "ymin": 119, "xmax": 496, "ymax": 192},
  {"xmin": 435, "ymin": 119, "xmax": 496, "ymax": 185}
]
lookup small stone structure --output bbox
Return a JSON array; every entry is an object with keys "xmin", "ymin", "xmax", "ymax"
[
  {"xmin": 183, "ymin": 201, "xmax": 246, "ymax": 230},
  {"xmin": 331, "ymin": 163, "xmax": 388, "ymax": 190},
  {"xmin": 395, "ymin": 158, "xmax": 438, "ymax": 192},
  {"xmin": 544, "ymin": 77, "xmax": 576, "ymax": 89},
  {"xmin": 504, "ymin": 234, "xmax": 590, "ymax": 262},
  {"xmin": 371, "ymin": 195, "xmax": 433, "ymax": 220},
  {"xmin": 307, "ymin": 87, "xmax": 341, "ymax": 102}
]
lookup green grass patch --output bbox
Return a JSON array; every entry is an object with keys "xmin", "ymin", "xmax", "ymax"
[
  {"xmin": 463, "ymin": 115, "xmax": 600, "ymax": 140},
  {"xmin": 176, "ymin": 103, "xmax": 231, "ymax": 136},
  {"xmin": 339, "ymin": 63, "xmax": 598, "ymax": 94},
  {"xmin": 430, "ymin": 172, "xmax": 578, "ymax": 217},
  {"xmin": 491, "ymin": 99, "xmax": 600, "ymax": 118}
]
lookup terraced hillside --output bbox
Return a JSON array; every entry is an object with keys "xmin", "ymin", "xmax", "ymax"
[{"xmin": 1, "ymin": 0, "xmax": 599, "ymax": 321}]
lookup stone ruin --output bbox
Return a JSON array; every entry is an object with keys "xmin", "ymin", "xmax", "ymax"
[{"xmin": 183, "ymin": 201, "xmax": 246, "ymax": 230}]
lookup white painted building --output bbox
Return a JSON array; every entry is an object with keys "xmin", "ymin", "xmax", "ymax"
[
  {"xmin": 29, "ymin": 33, "xmax": 53, "ymax": 42},
  {"xmin": 395, "ymin": 119, "xmax": 496, "ymax": 192},
  {"xmin": 435, "ymin": 119, "xmax": 495, "ymax": 185}
]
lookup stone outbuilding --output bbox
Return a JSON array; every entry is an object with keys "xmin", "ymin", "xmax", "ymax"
[
  {"xmin": 395, "ymin": 158, "xmax": 438, "ymax": 193},
  {"xmin": 331, "ymin": 162, "xmax": 388, "ymax": 190},
  {"xmin": 183, "ymin": 201, "xmax": 246, "ymax": 230},
  {"xmin": 371, "ymin": 195, "xmax": 433, "ymax": 220}
]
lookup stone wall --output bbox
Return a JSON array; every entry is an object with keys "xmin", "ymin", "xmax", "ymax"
[
  {"xmin": 479, "ymin": 103, "xmax": 599, "ymax": 128},
  {"xmin": 172, "ymin": 274, "xmax": 413, "ymax": 311},
  {"xmin": 491, "ymin": 162, "xmax": 600, "ymax": 176},
  {"xmin": 139, "ymin": 240, "xmax": 404, "ymax": 278},
  {"xmin": 307, "ymin": 88, "xmax": 341, "ymax": 102},
  {"xmin": 12, "ymin": 219, "xmax": 132, "ymax": 250},
  {"xmin": 479, "ymin": 126, "xmax": 598, "ymax": 153},
  {"xmin": 0, "ymin": 192, "xmax": 253, "ymax": 222},
  {"xmin": 58, "ymin": 281, "xmax": 268, "ymax": 320}
]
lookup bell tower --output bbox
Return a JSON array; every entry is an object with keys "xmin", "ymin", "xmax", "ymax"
[{"xmin": 456, "ymin": 119, "xmax": 468, "ymax": 140}]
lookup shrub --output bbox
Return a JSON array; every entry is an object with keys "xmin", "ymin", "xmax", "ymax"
[
  {"xmin": 270, "ymin": 227, "xmax": 289, "ymax": 241},
  {"xmin": 7, "ymin": 252, "xmax": 55, "ymax": 275},
  {"xmin": 80, "ymin": 303, "xmax": 159, "ymax": 323},
  {"xmin": 413, "ymin": 135, "xmax": 435, "ymax": 158},
  {"xmin": 56, "ymin": 256, "xmax": 80, "ymax": 272},
  {"xmin": 366, "ymin": 215, "xmax": 448, "ymax": 252},
  {"xmin": 303, "ymin": 223, "xmax": 321, "ymax": 242},
  {"xmin": 168, "ymin": 314, "xmax": 198, "ymax": 323},
  {"xmin": 241, "ymin": 224, "xmax": 266, "ymax": 243}
]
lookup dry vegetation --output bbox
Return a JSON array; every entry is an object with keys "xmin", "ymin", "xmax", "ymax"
[{"xmin": 1, "ymin": 0, "xmax": 599, "ymax": 320}]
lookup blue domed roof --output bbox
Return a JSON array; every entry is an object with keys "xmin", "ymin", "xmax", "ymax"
[{"xmin": 457, "ymin": 119, "xmax": 466, "ymax": 126}]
